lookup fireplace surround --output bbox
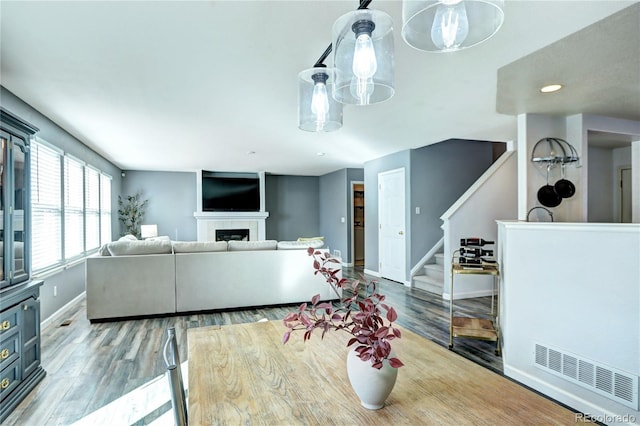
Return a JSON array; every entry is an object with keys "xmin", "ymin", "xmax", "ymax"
[{"xmin": 194, "ymin": 211, "xmax": 269, "ymax": 242}]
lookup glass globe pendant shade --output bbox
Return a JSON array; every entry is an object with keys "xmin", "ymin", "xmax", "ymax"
[
  {"xmin": 298, "ymin": 67, "xmax": 343, "ymax": 132},
  {"xmin": 402, "ymin": 0, "xmax": 504, "ymax": 52},
  {"xmin": 332, "ymin": 9, "xmax": 395, "ymax": 105}
]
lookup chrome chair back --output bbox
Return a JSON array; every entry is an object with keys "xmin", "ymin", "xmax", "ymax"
[{"xmin": 163, "ymin": 327, "xmax": 187, "ymax": 426}]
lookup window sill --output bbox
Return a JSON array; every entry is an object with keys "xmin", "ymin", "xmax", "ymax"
[{"xmin": 32, "ymin": 255, "xmax": 92, "ymax": 280}]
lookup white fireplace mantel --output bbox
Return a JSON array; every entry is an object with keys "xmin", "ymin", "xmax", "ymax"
[{"xmin": 194, "ymin": 211, "xmax": 269, "ymax": 242}]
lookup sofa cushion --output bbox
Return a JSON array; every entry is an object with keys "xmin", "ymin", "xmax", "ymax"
[
  {"xmin": 277, "ymin": 240, "xmax": 324, "ymax": 250},
  {"xmin": 118, "ymin": 234, "xmax": 139, "ymax": 241},
  {"xmin": 107, "ymin": 240, "xmax": 173, "ymax": 256},
  {"xmin": 228, "ymin": 240, "xmax": 277, "ymax": 251},
  {"xmin": 173, "ymin": 241, "xmax": 228, "ymax": 253}
]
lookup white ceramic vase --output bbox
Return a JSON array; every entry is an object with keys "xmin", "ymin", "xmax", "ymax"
[{"xmin": 346, "ymin": 347, "xmax": 398, "ymax": 409}]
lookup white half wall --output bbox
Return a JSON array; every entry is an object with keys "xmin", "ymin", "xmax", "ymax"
[{"xmin": 498, "ymin": 221, "xmax": 640, "ymax": 423}]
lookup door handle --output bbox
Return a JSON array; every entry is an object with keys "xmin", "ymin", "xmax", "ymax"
[{"xmin": 398, "ymin": 231, "xmax": 404, "ymax": 235}]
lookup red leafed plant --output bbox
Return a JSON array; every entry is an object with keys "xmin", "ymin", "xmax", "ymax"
[{"xmin": 282, "ymin": 248, "xmax": 404, "ymax": 370}]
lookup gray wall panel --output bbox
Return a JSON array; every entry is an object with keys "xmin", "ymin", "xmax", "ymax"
[
  {"xmin": 265, "ymin": 175, "xmax": 320, "ymax": 241},
  {"xmin": 410, "ymin": 140, "xmax": 494, "ymax": 266},
  {"xmin": 121, "ymin": 170, "xmax": 197, "ymax": 241},
  {"xmin": 319, "ymin": 169, "xmax": 348, "ymax": 259},
  {"xmin": 364, "ymin": 150, "xmax": 411, "ymax": 275}
]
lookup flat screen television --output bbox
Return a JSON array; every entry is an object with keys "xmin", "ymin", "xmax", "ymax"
[{"xmin": 201, "ymin": 172, "xmax": 260, "ymax": 212}]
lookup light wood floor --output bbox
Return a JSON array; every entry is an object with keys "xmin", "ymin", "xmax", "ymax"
[{"xmin": 5, "ymin": 267, "xmax": 510, "ymax": 425}]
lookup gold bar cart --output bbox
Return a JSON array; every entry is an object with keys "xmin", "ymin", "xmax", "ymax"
[{"xmin": 449, "ymin": 250, "xmax": 501, "ymax": 356}]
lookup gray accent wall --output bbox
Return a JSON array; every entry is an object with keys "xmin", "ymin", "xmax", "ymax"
[
  {"xmin": 1, "ymin": 86, "xmax": 122, "ymax": 322},
  {"xmin": 40, "ymin": 262, "xmax": 84, "ymax": 322},
  {"xmin": 364, "ymin": 150, "xmax": 412, "ymax": 275},
  {"xmin": 364, "ymin": 141, "xmax": 496, "ymax": 279},
  {"xmin": 410, "ymin": 140, "xmax": 495, "ymax": 266},
  {"xmin": 319, "ymin": 169, "xmax": 348, "ymax": 259},
  {"xmin": 587, "ymin": 146, "xmax": 614, "ymax": 222},
  {"xmin": 121, "ymin": 170, "xmax": 197, "ymax": 241},
  {"xmin": 265, "ymin": 174, "xmax": 320, "ymax": 241}
]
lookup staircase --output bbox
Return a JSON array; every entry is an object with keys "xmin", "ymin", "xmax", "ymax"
[{"xmin": 412, "ymin": 253, "xmax": 445, "ymax": 295}]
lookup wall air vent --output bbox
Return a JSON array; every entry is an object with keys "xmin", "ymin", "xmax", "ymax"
[{"xmin": 534, "ymin": 343, "xmax": 639, "ymax": 410}]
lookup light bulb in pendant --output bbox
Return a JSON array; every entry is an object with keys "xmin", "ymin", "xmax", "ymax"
[
  {"xmin": 310, "ymin": 72, "xmax": 330, "ymax": 130},
  {"xmin": 431, "ymin": 0, "xmax": 469, "ymax": 51},
  {"xmin": 351, "ymin": 19, "xmax": 377, "ymax": 79},
  {"xmin": 350, "ymin": 77, "xmax": 375, "ymax": 105}
]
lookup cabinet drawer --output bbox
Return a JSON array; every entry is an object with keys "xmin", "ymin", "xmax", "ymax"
[
  {"xmin": 0, "ymin": 358, "xmax": 21, "ymax": 402},
  {"xmin": 0, "ymin": 305, "xmax": 20, "ymax": 338},
  {"xmin": 0, "ymin": 330, "xmax": 19, "ymax": 372}
]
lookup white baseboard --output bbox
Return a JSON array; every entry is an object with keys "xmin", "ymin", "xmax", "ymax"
[
  {"xmin": 503, "ymin": 365, "xmax": 638, "ymax": 425},
  {"xmin": 41, "ymin": 291, "xmax": 86, "ymax": 331},
  {"xmin": 363, "ymin": 268, "xmax": 381, "ymax": 278}
]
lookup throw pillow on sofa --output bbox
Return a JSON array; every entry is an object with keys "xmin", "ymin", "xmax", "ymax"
[
  {"xmin": 228, "ymin": 240, "xmax": 277, "ymax": 251},
  {"xmin": 173, "ymin": 241, "xmax": 228, "ymax": 253},
  {"xmin": 99, "ymin": 234, "xmax": 137, "ymax": 255},
  {"xmin": 147, "ymin": 235, "xmax": 171, "ymax": 242},
  {"xmin": 277, "ymin": 240, "xmax": 324, "ymax": 250},
  {"xmin": 297, "ymin": 236, "xmax": 324, "ymax": 242},
  {"xmin": 107, "ymin": 240, "xmax": 173, "ymax": 256},
  {"xmin": 98, "ymin": 244, "xmax": 111, "ymax": 256}
]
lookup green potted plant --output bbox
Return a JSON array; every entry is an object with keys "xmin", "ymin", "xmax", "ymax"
[{"xmin": 117, "ymin": 192, "xmax": 148, "ymax": 238}]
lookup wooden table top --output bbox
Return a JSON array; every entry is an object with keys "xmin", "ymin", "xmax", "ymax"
[{"xmin": 188, "ymin": 321, "xmax": 577, "ymax": 425}]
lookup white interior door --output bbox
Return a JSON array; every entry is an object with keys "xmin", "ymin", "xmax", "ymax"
[
  {"xmin": 378, "ymin": 168, "xmax": 406, "ymax": 283},
  {"xmin": 620, "ymin": 167, "xmax": 632, "ymax": 223}
]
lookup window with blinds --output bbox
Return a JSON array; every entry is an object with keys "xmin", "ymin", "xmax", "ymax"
[
  {"xmin": 85, "ymin": 167, "xmax": 100, "ymax": 251},
  {"xmin": 31, "ymin": 142, "xmax": 63, "ymax": 271},
  {"xmin": 100, "ymin": 175, "xmax": 112, "ymax": 244},
  {"xmin": 64, "ymin": 156, "xmax": 85, "ymax": 259},
  {"xmin": 31, "ymin": 140, "xmax": 113, "ymax": 273}
]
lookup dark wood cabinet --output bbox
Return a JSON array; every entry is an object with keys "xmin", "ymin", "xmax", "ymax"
[
  {"xmin": 0, "ymin": 280, "xmax": 45, "ymax": 422},
  {"xmin": 0, "ymin": 109, "xmax": 45, "ymax": 422},
  {"xmin": 1, "ymin": 108, "xmax": 36, "ymax": 289}
]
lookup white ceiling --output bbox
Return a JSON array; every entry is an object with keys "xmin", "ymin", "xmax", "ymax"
[{"xmin": 1, "ymin": 1, "xmax": 638, "ymax": 176}]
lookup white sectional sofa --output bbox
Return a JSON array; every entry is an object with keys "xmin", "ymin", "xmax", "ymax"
[{"xmin": 85, "ymin": 238, "xmax": 337, "ymax": 321}]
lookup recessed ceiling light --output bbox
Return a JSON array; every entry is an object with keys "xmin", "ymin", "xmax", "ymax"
[
  {"xmin": 540, "ymin": 84, "xmax": 563, "ymax": 93},
  {"xmin": 317, "ymin": 152, "xmax": 326, "ymax": 156}
]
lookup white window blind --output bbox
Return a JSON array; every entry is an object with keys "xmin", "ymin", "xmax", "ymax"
[
  {"xmin": 64, "ymin": 156, "xmax": 85, "ymax": 258},
  {"xmin": 100, "ymin": 174, "xmax": 112, "ymax": 244},
  {"xmin": 31, "ymin": 142, "xmax": 63, "ymax": 271},
  {"xmin": 31, "ymin": 139, "xmax": 113, "ymax": 273},
  {"xmin": 85, "ymin": 167, "xmax": 100, "ymax": 251}
]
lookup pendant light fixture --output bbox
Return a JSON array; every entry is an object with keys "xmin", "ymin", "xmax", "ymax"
[
  {"xmin": 298, "ymin": 64, "xmax": 343, "ymax": 132},
  {"xmin": 402, "ymin": 0, "xmax": 504, "ymax": 52},
  {"xmin": 332, "ymin": 7, "xmax": 395, "ymax": 105}
]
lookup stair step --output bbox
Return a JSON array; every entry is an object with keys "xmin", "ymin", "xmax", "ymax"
[
  {"xmin": 423, "ymin": 263, "xmax": 445, "ymax": 279},
  {"xmin": 435, "ymin": 253, "xmax": 445, "ymax": 266},
  {"xmin": 413, "ymin": 275, "xmax": 443, "ymax": 295}
]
